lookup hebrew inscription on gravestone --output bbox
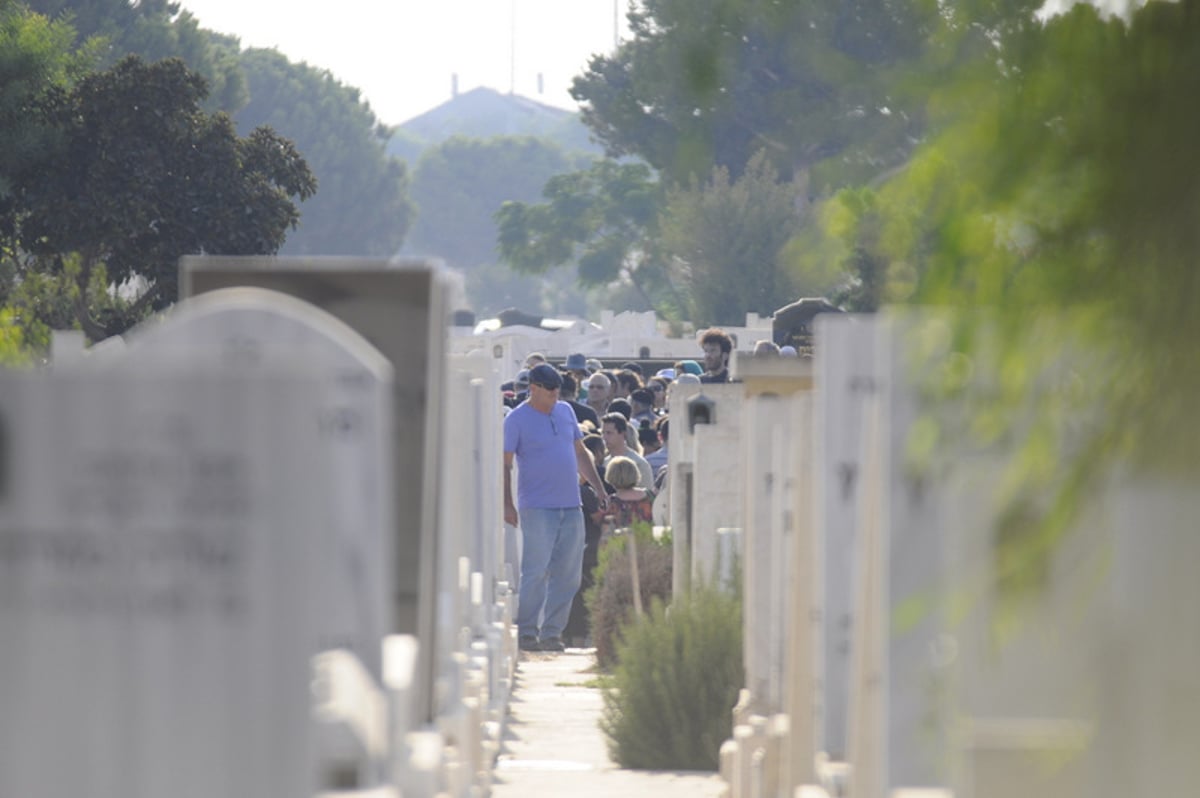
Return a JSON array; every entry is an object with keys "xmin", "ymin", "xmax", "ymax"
[{"xmin": 0, "ymin": 368, "xmax": 329, "ymax": 798}]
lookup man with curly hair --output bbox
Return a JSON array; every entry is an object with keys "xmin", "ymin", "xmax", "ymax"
[{"xmin": 698, "ymin": 327, "xmax": 733, "ymax": 383}]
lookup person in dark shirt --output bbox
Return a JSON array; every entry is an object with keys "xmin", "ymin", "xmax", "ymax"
[
  {"xmin": 560, "ymin": 371, "xmax": 599, "ymax": 429},
  {"xmin": 698, "ymin": 327, "xmax": 733, "ymax": 383}
]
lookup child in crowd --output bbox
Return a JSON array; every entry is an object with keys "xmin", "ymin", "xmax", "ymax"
[{"xmin": 604, "ymin": 455, "xmax": 655, "ymax": 530}]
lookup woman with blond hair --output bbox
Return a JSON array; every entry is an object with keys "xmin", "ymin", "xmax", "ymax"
[{"xmin": 605, "ymin": 456, "xmax": 655, "ymax": 530}]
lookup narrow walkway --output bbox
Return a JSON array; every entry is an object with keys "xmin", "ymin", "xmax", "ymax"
[{"xmin": 491, "ymin": 647, "xmax": 727, "ymax": 798}]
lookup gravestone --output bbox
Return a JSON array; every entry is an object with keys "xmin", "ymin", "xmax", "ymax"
[
  {"xmin": 684, "ymin": 383, "xmax": 744, "ymax": 586},
  {"xmin": 742, "ymin": 393, "xmax": 793, "ymax": 716},
  {"xmin": 1092, "ymin": 477, "xmax": 1200, "ymax": 798},
  {"xmin": 120, "ymin": 286, "xmax": 395, "ymax": 679},
  {"xmin": 927, "ymin": 322, "xmax": 1200, "ymax": 798},
  {"xmin": 814, "ymin": 314, "xmax": 877, "ymax": 760},
  {"xmin": 0, "ymin": 366, "xmax": 329, "ymax": 798},
  {"xmin": 845, "ymin": 313, "xmax": 953, "ymax": 798},
  {"xmin": 447, "ymin": 351, "xmax": 506, "ymax": 592},
  {"xmin": 666, "ymin": 380, "xmax": 703, "ymax": 596},
  {"xmin": 181, "ymin": 255, "xmax": 449, "ymax": 723},
  {"xmin": 880, "ymin": 313, "xmax": 953, "ymax": 790}
]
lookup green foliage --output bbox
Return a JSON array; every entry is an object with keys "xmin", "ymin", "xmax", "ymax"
[
  {"xmin": 661, "ymin": 150, "xmax": 836, "ymax": 324},
  {"xmin": 496, "ymin": 159, "xmax": 690, "ymax": 320},
  {"xmin": 410, "ymin": 135, "xmax": 586, "ymax": 270},
  {"xmin": 0, "ymin": 307, "xmax": 31, "ymax": 366},
  {"xmin": 235, "ymin": 48, "xmax": 411, "ymax": 257},
  {"xmin": 0, "ymin": 254, "xmax": 134, "ymax": 354},
  {"xmin": 572, "ymin": 0, "xmax": 935, "ymax": 187},
  {"xmin": 506, "ymin": 0, "xmax": 943, "ymax": 323},
  {"xmin": 858, "ymin": 0, "xmax": 1200, "ymax": 475},
  {"xmin": 600, "ymin": 581, "xmax": 744, "ymax": 771},
  {"xmin": 13, "ymin": 54, "xmax": 314, "ymax": 338},
  {"xmin": 585, "ymin": 524, "xmax": 673, "ymax": 671},
  {"xmin": 0, "ymin": 1, "xmax": 90, "ymax": 230},
  {"xmin": 790, "ymin": 0, "xmax": 1200, "ymax": 615},
  {"xmin": 24, "ymin": 0, "xmax": 247, "ymax": 111}
]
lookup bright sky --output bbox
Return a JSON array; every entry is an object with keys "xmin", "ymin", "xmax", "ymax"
[{"xmin": 180, "ymin": 0, "xmax": 630, "ymax": 126}]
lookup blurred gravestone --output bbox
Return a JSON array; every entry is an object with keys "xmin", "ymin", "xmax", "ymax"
[
  {"xmin": 814, "ymin": 314, "xmax": 876, "ymax": 761},
  {"xmin": 181, "ymin": 255, "xmax": 449, "ymax": 723},
  {"xmin": 0, "ymin": 367, "xmax": 328, "ymax": 798},
  {"xmin": 771, "ymin": 297, "xmax": 842, "ymax": 351},
  {"xmin": 121, "ymin": 287, "xmax": 395, "ymax": 678}
]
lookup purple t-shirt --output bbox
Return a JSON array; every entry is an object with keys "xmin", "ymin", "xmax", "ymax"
[{"xmin": 504, "ymin": 399, "xmax": 583, "ymax": 509}]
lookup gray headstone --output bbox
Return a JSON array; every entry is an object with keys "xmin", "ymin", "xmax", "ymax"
[
  {"xmin": 814, "ymin": 314, "xmax": 877, "ymax": 759},
  {"xmin": 180, "ymin": 255, "xmax": 449, "ymax": 723},
  {"xmin": 0, "ymin": 367, "xmax": 328, "ymax": 798},
  {"xmin": 881, "ymin": 313, "xmax": 952, "ymax": 790},
  {"xmin": 122, "ymin": 287, "xmax": 395, "ymax": 678}
]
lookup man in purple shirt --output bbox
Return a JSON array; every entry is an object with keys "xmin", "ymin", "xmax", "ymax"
[{"xmin": 504, "ymin": 363, "xmax": 607, "ymax": 653}]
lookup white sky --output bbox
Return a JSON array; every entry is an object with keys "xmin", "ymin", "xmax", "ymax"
[{"xmin": 180, "ymin": 0, "xmax": 631, "ymax": 126}]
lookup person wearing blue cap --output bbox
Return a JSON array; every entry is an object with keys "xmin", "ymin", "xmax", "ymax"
[
  {"xmin": 564, "ymin": 352, "xmax": 590, "ymax": 401},
  {"xmin": 504, "ymin": 363, "xmax": 608, "ymax": 653}
]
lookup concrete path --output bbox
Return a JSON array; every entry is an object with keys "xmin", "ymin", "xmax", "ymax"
[{"xmin": 490, "ymin": 647, "xmax": 727, "ymax": 798}]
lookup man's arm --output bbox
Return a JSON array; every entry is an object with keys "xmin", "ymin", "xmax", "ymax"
[
  {"xmin": 575, "ymin": 438, "xmax": 608, "ymax": 511},
  {"xmin": 503, "ymin": 450, "xmax": 518, "ymax": 526}
]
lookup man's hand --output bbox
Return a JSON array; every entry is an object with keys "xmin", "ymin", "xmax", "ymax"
[
  {"xmin": 596, "ymin": 491, "xmax": 609, "ymax": 512},
  {"xmin": 504, "ymin": 503, "xmax": 519, "ymax": 526}
]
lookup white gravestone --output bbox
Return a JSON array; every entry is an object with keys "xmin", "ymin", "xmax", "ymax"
[
  {"xmin": 846, "ymin": 313, "xmax": 953, "ymax": 797},
  {"xmin": 181, "ymin": 256, "xmax": 448, "ymax": 726},
  {"xmin": 882, "ymin": 314, "xmax": 954, "ymax": 791},
  {"xmin": 0, "ymin": 367, "xmax": 328, "ymax": 798},
  {"xmin": 121, "ymin": 287, "xmax": 395, "ymax": 679},
  {"xmin": 687, "ymin": 384, "xmax": 745, "ymax": 586},
  {"xmin": 814, "ymin": 313, "xmax": 877, "ymax": 760}
]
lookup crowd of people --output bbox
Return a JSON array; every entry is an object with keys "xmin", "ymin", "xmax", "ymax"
[{"xmin": 500, "ymin": 327, "xmax": 800, "ymax": 652}]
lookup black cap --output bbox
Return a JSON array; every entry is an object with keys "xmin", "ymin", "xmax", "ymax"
[{"xmin": 528, "ymin": 363, "xmax": 563, "ymax": 390}]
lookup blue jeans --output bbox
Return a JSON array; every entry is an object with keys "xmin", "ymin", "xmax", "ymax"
[{"xmin": 516, "ymin": 506, "xmax": 585, "ymax": 640}]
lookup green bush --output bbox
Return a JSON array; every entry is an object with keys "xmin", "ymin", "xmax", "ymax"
[
  {"xmin": 0, "ymin": 308, "xmax": 32, "ymax": 367},
  {"xmin": 585, "ymin": 523, "xmax": 672, "ymax": 670},
  {"xmin": 600, "ymin": 582, "xmax": 744, "ymax": 771}
]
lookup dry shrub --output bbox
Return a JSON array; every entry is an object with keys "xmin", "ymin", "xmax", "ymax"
[{"xmin": 585, "ymin": 524, "xmax": 672, "ymax": 671}]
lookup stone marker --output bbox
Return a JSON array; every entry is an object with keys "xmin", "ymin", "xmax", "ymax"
[
  {"xmin": 814, "ymin": 313, "xmax": 877, "ymax": 760},
  {"xmin": 845, "ymin": 313, "xmax": 952, "ymax": 797},
  {"xmin": 120, "ymin": 286, "xmax": 395, "ymax": 679},
  {"xmin": 180, "ymin": 255, "xmax": 449, "ymax": 723},
  {"xmin": 0, "ymin": 366, "xmax": 329, "ymax": 798}
]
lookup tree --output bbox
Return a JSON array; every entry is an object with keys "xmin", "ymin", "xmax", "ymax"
[
  {"xmin": 24, "ymin": 0, "xmax": 247, "ymax": 111},
  {"xmin": 496, "ymin": 159, "xmax": 688, "ymax": 319},
  {"xmin": 854, "ymin": 0, "xmax": 1200, "ymax": 466},
  {"xmin": 500, "ymin": 0, "xmax": 941, "ymax": 324},
  {"xmin": 235, "ymin": 48, "xmax": 412, "ymax": 257},
  {"xmin": 408, "ymin": 135, "xmax": 588, "ymax": 270},
  {"xmin": 803, "ymin": 0, "xmax": 1200, "ymax": 597},
  {"xmin": 571, "ymin": 0, "xmax": 935, "ymax": 192},
  {"xmin": 660, "ymin": 151, "xmax": 835, "ymax": 325},
  {"xmin": 0, "ymin": 0, "xmax": 92, "ymax": 246},
  {"xmin": 14, "ymin": 54, "xmax": 315, "ymax": 339}
]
